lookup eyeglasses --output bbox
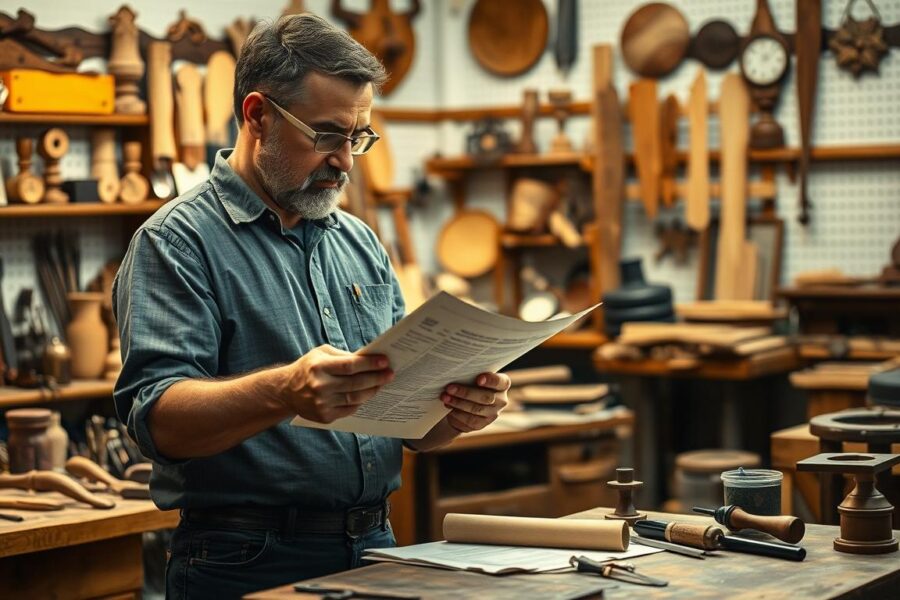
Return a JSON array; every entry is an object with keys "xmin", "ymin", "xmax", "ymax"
[{"xmin": 263, "ymin": 95, "xmax": 380, "ymax": 155}]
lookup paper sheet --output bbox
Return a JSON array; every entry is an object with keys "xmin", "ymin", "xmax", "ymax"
[
  {"xmin": 362, "ymin": 541, "xmax": 661, "ymax": 575},
  {"xmin": 292, "ymin": 292, "xmax": 599, "ymax": 438}
]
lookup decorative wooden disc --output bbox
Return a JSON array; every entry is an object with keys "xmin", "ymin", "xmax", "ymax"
[
  {"xmin": 39, "ymin": 128, "xmax": 69, "ymax": 160},
  {"xmin": 119, "ymin": 173, "xmax": 149, "ymax": 205},
  {"xmin": 621, "ymin": 3, "xmax": 690, "ymax": 78},
  {"xmin": 468, "ymin": 0, "xmax": 549, "ymax": 77},
  {"xmin": 97, "ymin": 175, "xmax": 121, "ymax": 204},
  {"xmin": 437, "ymin": 210, "xmax": 500, "ymax": 278}
]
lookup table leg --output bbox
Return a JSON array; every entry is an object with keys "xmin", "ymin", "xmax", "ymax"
[{"xmin": 619, "ymin": 376, "xmax": 660, "ymax": 509}]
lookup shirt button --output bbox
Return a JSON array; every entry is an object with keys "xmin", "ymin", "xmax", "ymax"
[
  {"xmin": 366, "ymin": 462, "xmax": 373, "ymax": 471},
  {"xmin": 268, "ymin": 214, "xmax": 275, "ymax": 221},
  {"xmin": 323, "ymin": 307, "xmax": 332, "ymax": 317}
]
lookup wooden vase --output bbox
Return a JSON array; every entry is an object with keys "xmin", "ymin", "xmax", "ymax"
[{"xmin": 66, "ymin": 292, "xmax": 109, "ymax": 379}]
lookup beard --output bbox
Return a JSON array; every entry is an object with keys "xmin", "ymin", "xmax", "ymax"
[{"xmin": 255, "ymin": 133, "xmax": 348, "ymax": 220}]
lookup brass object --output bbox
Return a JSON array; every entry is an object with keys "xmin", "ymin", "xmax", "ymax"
[
  {"xmin": 41, "ymin": 336, "xmax": 71, "ymax": 385},
  {"xmin": 605, "ymin": 467, "xmax": 647, "ymax": 525}
]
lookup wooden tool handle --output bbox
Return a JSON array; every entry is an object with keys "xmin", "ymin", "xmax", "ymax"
[
  {"xmin": 665, "ymin": 522, "xmax": 722, "ymax": 550},
  {"xmin": 175, "ymin": 64, "xmax": 205, "ymax": 168},
  {"xmin": 729, "ymin": 507, "xmax": 805, "ymax": 544},
  {"xmin": 65, "ymin": 456, "xmax": 121, "ymax": 491},
  {"xmin": 0, "ymin": 471, "xmax": 116, "ymax": 509},
  {"xmin": 147, "ymin": 41, "xmax": 178, "ymax": 161}
]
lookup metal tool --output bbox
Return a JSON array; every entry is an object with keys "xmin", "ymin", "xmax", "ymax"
[
  {"xmin": 634, "ymin": 519, "xmax": 806, "ymax": 561},
  {"xmin": 293, "ymin": 583, "xmax": 421, "ymax": 599},
  {"xmin": 569, "ymin": 555, "xmax": 668, "ymax": 587},
  {"xmin": 632, "ymin": 534, "xmax": 708, "ymax": 559}
]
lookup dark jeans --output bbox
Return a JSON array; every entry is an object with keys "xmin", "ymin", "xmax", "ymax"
[{"xmin": 165, "ymin": 518, "xmax": 396, "ymax": 599}]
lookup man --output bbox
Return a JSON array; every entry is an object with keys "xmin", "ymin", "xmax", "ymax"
[{"xmin": 113, "ymin": 13, "xmax": 509, "ymax": 599}]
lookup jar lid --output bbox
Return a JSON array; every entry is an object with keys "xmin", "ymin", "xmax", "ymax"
[
  {"xmin": 676, "ymin": 449, "xmax": 760, "ymax": 473},
  {"xmin": 6, "ymin": 408, "xmax": 52, "ymax": 427},
  {"xmin": 721, "ymin": 468, "xmax": 783, "ymax": 487}
]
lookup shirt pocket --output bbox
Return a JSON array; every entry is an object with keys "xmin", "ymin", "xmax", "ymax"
[{"xmin": 346, "ymin": 283, "xmax": 393, "ymax": 345}]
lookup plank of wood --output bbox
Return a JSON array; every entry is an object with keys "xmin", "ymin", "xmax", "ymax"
[
  {"xmin": 628, "ymin": 79, "xmax": 660, "ymax": 219},
  {"xmin": 512, "ymin": 384, "xmax": 609, "ymax": 404},
  {"xmin": 676, "ymin": 300, "xmax": 786, "ymax": 321},
  {"xmin": 591, "ymin": 44, "xmax": 625, "ymax": 294},
  {"xmin": 505, "ymin": 365, "xmax": 573, "ymax": 386},
  {"xmin": 686, "ymin": 69, "xmax": 710, "ymax": 230},
  {"xmin": 734, "ymin": 240, "xmax": 758, "ymax": 300},
  {"xmin": 617, "ymin": 322, "xmax": 771, "ymax": 348},
  {"xmin": 714, "ymin": 73, "xmax": 750, "ymax": 300},
  {"xmin": 659, "ymin": 94, "xmax": 680, "ymax": 206}
]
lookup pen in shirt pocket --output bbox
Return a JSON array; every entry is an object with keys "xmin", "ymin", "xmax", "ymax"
[{"xmin": 352, "ymin": 283, "xmax": 362, "ymax": 304}]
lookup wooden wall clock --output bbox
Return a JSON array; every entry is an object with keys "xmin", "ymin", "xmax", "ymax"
[{"xmin": 739, "ymin": 0, "xmax": 789, "ymax": 149}]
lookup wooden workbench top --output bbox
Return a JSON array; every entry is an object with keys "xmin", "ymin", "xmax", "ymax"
[
  {"xmin": 250, "ymin": 507, "xmax": 900, "ymax": 599},
  {"xmin": 593, "ymin": 346, "xmax": 800, "ymax": 380},
  {"xmin": 0, "ymin": 490, "xmax": 179, "ymax": 558}
]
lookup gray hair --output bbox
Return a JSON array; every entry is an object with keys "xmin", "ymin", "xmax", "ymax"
[{"xmin": 233, "ymin": 13, "xmax": 387, "ymax": 124}]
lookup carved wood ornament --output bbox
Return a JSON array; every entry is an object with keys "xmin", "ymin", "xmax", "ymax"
[{"xmin": 331, "ymin": 0, "xmax": 421, "ymax": 96}]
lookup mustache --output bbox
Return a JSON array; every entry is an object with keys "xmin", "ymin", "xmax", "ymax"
[{"xmin": 306, "ymin": 166, "xmax": 349, "ymax": 186}]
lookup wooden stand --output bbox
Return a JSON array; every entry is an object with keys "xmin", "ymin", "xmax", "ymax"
[
  {"xmin": 604, "ymin": 467, "xmax": 647, "ymax": 525},
  {"xmin": 38, "ymin": 128, "xmax": 69, "ymax": 204},
  {"xmin": 107, "ymin": 6, "xmax": 146, "ymax": 114},
  {"xmin": 797, "ymin": 453, "xmax": 900, "ymax": 554},
  {"xmin": 5, "ymin": 138, "xmax": 44, "ymax": 204},
  {"xmin": 119, "ymin": 141, "xmax": 149, "ymax": 204}
]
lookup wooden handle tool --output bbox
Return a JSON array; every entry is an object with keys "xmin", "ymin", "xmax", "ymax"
[
  {"xmin": 628, "ymin": 79, "xmax": 661, "ymax": 219},
  {"xmin": 686, "ymin": 70, "xmax": 709, "ymax": 231},
  {"xmin": 65, "ymin": 456, "xmax": 150, "ymax": 499},
  {"xmin": 693, "ymin": 505, "xmax": 805, "ymax": 544},
  {"xmin": 175, "ymin": 63, "xmax": 205, "ymax": 170},
  {"xmin": 714, "ymin": 73, "xmax": 750, "ymax": 300},
  {"xmin": 0, "ymin": 496, "xmax": 66, "ymax": 511},
  {"xmin": 0, "ymin": 471, "xmax": 115, "ymax": 509},
  {"xmin": 795, "ymin": 0, "xmax": 821, "ymax": 226}
]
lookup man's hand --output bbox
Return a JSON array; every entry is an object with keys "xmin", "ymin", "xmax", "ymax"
[
  {"xmin": 441, "ymin": 372, "xmax": 511, "ymax": 433},
  {"xmin": 280, "ymin": 345, "xmax": 393, "ymax": 423}
]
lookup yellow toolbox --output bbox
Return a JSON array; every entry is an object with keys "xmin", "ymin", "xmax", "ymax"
[{"xmin": 1, "ymin": 69, "xmax": 115, "ymax": 115}]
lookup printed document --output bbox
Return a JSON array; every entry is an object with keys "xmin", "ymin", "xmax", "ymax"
[
  {"xmin": 362, "ymin": 541, "xmax": 661, "ymax": 575},
  {"xmin": 292, "ymin": 292, "xmax": 598, "ymax": 438}
]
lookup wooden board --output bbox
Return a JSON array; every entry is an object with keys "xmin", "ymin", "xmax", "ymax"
[
  {"xmin": 675, "ymin": 300, "xmax": 786, "ymax": 321},
  {"xmin": 628, "ymin": 79, "xmax": 660, "ymax": 218},
  {"xmin": 590, "ymin": 44, "xmax": 625, "ymax": 294},
  {"xmin": 686, "ymin": 70, "xmax": 709, "ymax": 231},
  {"xmin": 617, "ymin": 322, "xmax": 771, "ymax": 348},
  {"xmin": 714, "ymin": 73, "xmax": 750, "ymax": 300}
]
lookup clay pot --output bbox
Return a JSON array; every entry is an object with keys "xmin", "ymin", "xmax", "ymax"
[{"xmin": 66, "ymin": 292, "xmax": 109, "ymax": 379}]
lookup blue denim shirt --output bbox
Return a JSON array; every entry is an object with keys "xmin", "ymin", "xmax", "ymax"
[{"xmin": 113, "ymin": 150, "xmax": 405, "ymax": 511}]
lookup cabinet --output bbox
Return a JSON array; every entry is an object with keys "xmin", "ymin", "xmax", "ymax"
[{"xmin": 388, "ymin": 414, "xmax": 633, "ymax": 545}]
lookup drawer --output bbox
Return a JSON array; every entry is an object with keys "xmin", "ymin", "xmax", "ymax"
[{"xmin": 430, "ymin": 484, "xmax": 553, "ymax": 539}]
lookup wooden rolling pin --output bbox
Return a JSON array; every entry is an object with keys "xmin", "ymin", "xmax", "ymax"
[
  {"xmin": 66, "ymin": 456, "xmax": 151, "ymax": 499},
  {"xmin": 0, "ymin": 471, "xmax": 115, "ymax": 509},
  {"xmin": 693, "ymin": 505, "xmax": 805, "ymax": 544}
]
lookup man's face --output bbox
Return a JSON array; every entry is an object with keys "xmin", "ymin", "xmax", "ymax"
[{"xmin": 255, "ymin": 73, "xmax": 374, "ymax": 219}]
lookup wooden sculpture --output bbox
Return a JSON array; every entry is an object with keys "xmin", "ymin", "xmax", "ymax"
[
  {"xmin": 38, "ymin": 128, "xmax": 69, "ymax": 204},
  {"xmin": 91, "ymin": 128, "xmax": 121, "ymax": 203},
  {"xmin": 331, "ymin": 0, "xmax": 421, "ymax": 96},
  {"xmin": 0, "ymin": 9, "xmax": 82, "ymax": 72},
  {"xmin": 107, "ymin": 5, "xmax": 146, "ymax": 114},
  {"xmin": 0, "ymin": 470, "xmax": 115, "ymax": 509},
  {"xmin": 514, "ymin": 89, "xmax": 539, "ymax": 154},
  {"xmin": 119, "ymin": 141, "xmax": 149, "ymax": 204},
  {"xmin": 5, "ymin": 138, "xmax": 44, "ymax": 204}
]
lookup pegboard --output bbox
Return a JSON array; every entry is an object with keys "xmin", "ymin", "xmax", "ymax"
[
  {"xmin": 3, "ymin": 0, "xmax": 898, "ymax": 316},
  {"xmin": 395, "ymin": 0, "xmax": 900, "ymax": 302}
]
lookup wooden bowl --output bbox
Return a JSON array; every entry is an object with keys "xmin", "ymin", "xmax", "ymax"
[
  {"xmin": 620, "ymin": 3, "xmax": 690, "ymax": 78},
  {"xmin": 468, "ymin": 0, "xmax": 549, "ymax": 77},
  {"xmin": 437, "ymin": 210, "xmax": 500, "ymax": 278}
]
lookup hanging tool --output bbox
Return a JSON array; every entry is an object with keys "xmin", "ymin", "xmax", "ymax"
[
  {"xmin": 693, "ymin": 505, "xmax": 805, "ymax": 544},
  {"xmin": 633, "ymin": 519, "xmax": 806, "ymax": 561},
  {"xmin": 628, "ymin": 79, "xmax": 661, "ymax": 219},
  {"xmin": 686, "ymin": 70, "xmax": 709, "ymax": 231},
  {"xmin": 554, "ymin": 0, "xmax": 578, "ymax": 73},
  {"xmin": 795, "ymin": 0, "xmax": 821, "ymax": 225},
  {"xmin": 569, "ymin": 556, "xmax": 668, "ymax": 587}
]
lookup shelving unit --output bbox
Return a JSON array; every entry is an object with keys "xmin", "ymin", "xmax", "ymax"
[
  {"xmin": 0, "ymin": 379, "xmax": 115, "ymax": 409},
  {"xmin": 0, "ymin": 113, "xmax": 148, "ymax": 126},
  {"xmin": 0, "ymin": 201, "xmax": 165, "ymax": 218}
]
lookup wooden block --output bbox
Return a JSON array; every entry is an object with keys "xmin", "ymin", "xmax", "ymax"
[{"xmin": 0, "ymin": 70, "xmax": 114, "ymax": 114}]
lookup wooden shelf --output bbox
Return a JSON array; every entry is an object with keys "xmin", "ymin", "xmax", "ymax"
[
  {"xmin": 541, "ymin": 330, "xmax": 607, "ymax": 349},
  {"xmin": 0, "ymin": 379, "xmax": 115, "ymax": 408},
  {"xmin": 0, "ymin": 113, "xmax": 148, "ymax": 126},
  {"xmin": 501, "ymin": 233, "xmax": 562, "ymax": 248},
  {"xmin": 427, "ymin": 153, "xmax": 587, "ymax": 174},
  {"xmin": 0, "ymin": 201, "xmax": 165, "ymax": 218}
]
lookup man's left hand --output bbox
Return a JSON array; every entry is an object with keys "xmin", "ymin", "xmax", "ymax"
[{"xmin": 441, "ymin": 372, "xmax": 510, "ymax": 433}]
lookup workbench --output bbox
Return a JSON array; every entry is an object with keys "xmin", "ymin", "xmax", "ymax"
[
  {"xmin": 0, "ymin": 490, "xmax": 179, "ymax": 598},
  {"xmin": 593, "ymin": 347, "xmax": 801, "ymax": 507},
  {"xmin": 247, "ymin": 507, "xmax": 900, "ymax": 599}
]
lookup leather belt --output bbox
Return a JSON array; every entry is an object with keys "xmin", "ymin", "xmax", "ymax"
[{"xmin": 180, "ymin": 500, "xmax": 390, "ymax": 538}]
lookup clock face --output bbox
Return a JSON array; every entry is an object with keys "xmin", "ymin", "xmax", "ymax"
[{"xmin": 741, "ymin": 36, "xmax": 788, "ymax": 86}]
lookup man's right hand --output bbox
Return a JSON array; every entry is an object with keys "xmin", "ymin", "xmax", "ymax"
[{"xmin": 279, "ymin": 345, "xmax": 394, "ymax": 423}]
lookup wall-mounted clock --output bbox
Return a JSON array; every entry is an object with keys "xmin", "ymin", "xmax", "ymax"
[{"xmin": 739, "ymin": 0, "xmax": 790, "ymax": 149}]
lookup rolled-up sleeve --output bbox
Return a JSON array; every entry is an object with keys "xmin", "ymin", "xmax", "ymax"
[{"xmin": 113, "ymin": 227, "xmax": 222, "ymax": 465}]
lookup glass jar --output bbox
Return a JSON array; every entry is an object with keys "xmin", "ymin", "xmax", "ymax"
[
  {"xmin": 6, "ymin": 408, "xmax": 53, "ymax": 473},
  {"xmin": 721, "ymin": 468, "xmax": 783, "ymax": 516}
]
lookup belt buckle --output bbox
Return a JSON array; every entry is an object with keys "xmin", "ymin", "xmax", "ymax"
[{"xmin": 345, "ymin": 502, "xmax": 387, "ymax": 538}]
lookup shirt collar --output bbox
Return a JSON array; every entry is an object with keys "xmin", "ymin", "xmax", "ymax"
[{"xmin": 210, "ymin": 149, "xmax": 341, "ymax": 230}]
